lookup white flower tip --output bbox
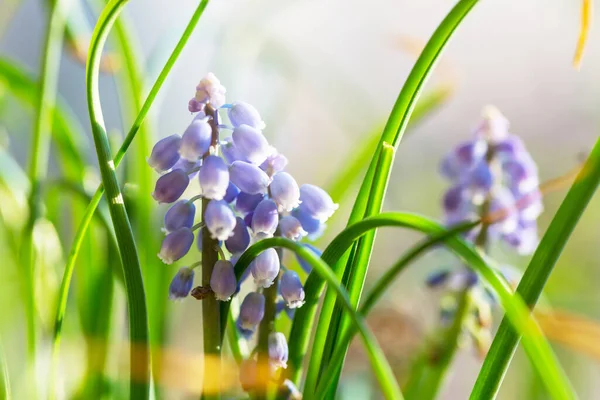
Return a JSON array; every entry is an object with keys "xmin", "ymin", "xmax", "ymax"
[{"xmin": 158, "ymin": 253, "xmax": 173, "ymax": 264}]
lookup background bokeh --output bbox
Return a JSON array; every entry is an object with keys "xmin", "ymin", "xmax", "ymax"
[{"xmin": 1, "ymin": 0, "xmax": 599, "ymax": 398}]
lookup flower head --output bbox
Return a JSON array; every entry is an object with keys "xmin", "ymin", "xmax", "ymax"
[
  {"xmin": 158, "ymin": 227, "xmax": 194, "ymax": 264},
  {"xmin": 163, "ymin": 200, "xmax": 196, "ymax": 233},
  {"xmin": 232, "ymin": 124, "xmax": 271, "ymax": 165},
  {"xmin": 251, "ymin": 199, "xmax": 279, "ymax": 237},
  {"xmin": 193, "ymin": 72, "xmax": 226, "ymax": 108},
  {"xmin": 199, "ymin": 155, "xmax": 229, "ymax": 200},
  {"xmin": 280, "ymin": 269, "xmax": 305, "ymax": 308},
  {"xmin": 250, "ymin": 248, "xmax": 280, "ymax": 288},
  {"xmin": 225, "ymin": 217, "xmax": 251, "ymax": 254},
  {"xmin": 238, "ymin": 292, "xmax": 265, "ymax": 334},
  {"xmin": 228, "ymin": 101, "xmax": 265, "ymax": 129},
  {"xmin": 229, "ymin": 161, "xmax": 271, "ymax": 194},
  {"xmin": 269, "ymin": 172, "xmax": 300, "ymax": 212},
  {"xmin": 298, "ymin": 184, "xmax": 338, "ymax": 222},
  {"xmin": 180, "ymin": 118, "xmax": 212, "ymax": 161},
  {"xmin": 204, "ymin": 200, "xmax": 236, "ymax": 240},
  {"xmin": 152, "ymin": 169, "xmax": 190, "ymax": 204}
]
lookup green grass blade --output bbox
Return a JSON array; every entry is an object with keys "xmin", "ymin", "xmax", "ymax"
[
  {"xmin": 314, "ymin": 212, "xmax": 575, "ymax": 400},
  {"xmin": 233, "ymin": 238, "xmax": 404, "ymax": 400},
  {"xmin": 20, "ymin": 0, "xmax": 71, "ymax": 360},
  {"xmin": 50, "ymin": 0, "xmax": 211, "ymax": 394},
  {"xmin": 317, "ymin": 220, "xmax": 478, "ymax": 397},
  {"xmin": 304, "ymin": 142, "xmax": 394, "ymax": 393},
  {"xmin": 85, "ymin": 0, "xmax": 150, "ymax": 397},
  {"xmin": 311, "ymin": 1, "xmax": 480, "ymax": 391},
  {"xmin": 470, "ymin": 137, "xmax": 600, "ymax": 399}
]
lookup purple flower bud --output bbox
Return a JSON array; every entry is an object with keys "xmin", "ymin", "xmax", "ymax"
[
  {"xmin": 158, "ymin": 227, "xmax": 194, "ymax": 264},
  {"xmin": 221, "ymin": 137, "xmax": 249, "ymax": 164},
  {"xmin": 204, "ymin": 200, "xmax": 237, "ymax": 240},
  {"xmin": 278, "ymin": 216, "xmax": 307, "ymax": 241},
  {"xmin": 252, "ymin": 199, "xmax": 279, "ymax": 236},
  {"xmin": 239, "ymin": 359, "xmax": 258, "ymax": 392},
  {"xmin": 229, "ymin": 161, "xmax": 271, "ymax": 195},
  {"xmin": 465, "ymin": 162, "xmax": 493, "ymax": 198},
  {"xmin": 195, "ymin": 72, "xmax": 226, "ymax": 108},
  {"xmin": 148, "ymin": 134, "xmax": 182, "ymax": 172},
  {"xmin": 251, "ymin": 248, "xmax": 280, "ymax": 288},
  {"xmin": 292, "ymin": 208, "xmax": 325, "ymax": 237},
  {"xmin": 503, "ymin": 157, "xmax": 539, "ymax": 195},
  {"xmin": 152, "ymin": 169, "xmax": 190, "ymax": 204},
  {"xmin": 235, "ymin": 192, "xmax": 264, "ymax": 214},
  {"xmin": 188, "ymin": 98, "xmax": 203, "ymax": 113},
  {"xmin": 180, "ymin": 119, "xmax": 212, "ymax": 161},
  {"xmin": 163, "ymin": 200, "xmax": 196, "ymax": 233},
  {"xmin": 294, "ymin": 244, "xmax": 321, "ymax": 274},
  {"xmin": 228, "ymin": 101, "xmax": 265, "ymax": 129},
  {"xmin": 270, "ymin": 172, "xmax": 300, "ymax": 212},
  {"xmin": 260, "ymin": 151, "xmax": 288, "ymax": 177},
  {"xmin": 268, "ymin": 332, "xmax": 288, "ymax": 369},
  {"xmin": 280, "ymin": 270, "xmax": 305, "ymax": 308},
  {"xmin": 232, "ymin": 124, "xmax": 271, "ymax": 165},
  {"xmin": 298, "ymin": 184, "xmax": 338, "ymax": 222},
  {"xmin": 225, "ymin": 217, "xmax": 251, "ymax": 254},
  {"xmin": 238, "ymin": 292, "xmax": 265, "ymax": 332},
  {"xmin": 198, "ymin": 155, "xmax": 229, "ymax": 200},
  {"xmin": 425, "ymin": 269, "xmax": 450, "ymax": 288},
  {"xmin": 223, "ymin": 182, "xmax": 240, "ymax": 203},
  {"xmin": 168, "ymin": 267, "xmax": 195, "ymax": 300},
  {"xmin": 442, "ymin": 185, "xmax": 472, "ymax": 224},
  {"xmin": 210, "ymin": 260, "xmax": 237, "ymax": 301},
  {"xmin": 447, "ymin": 268, "xmax": 479, "ymax": 290},
  {"xmin": 476, "ymin": 106, "xmax": 510, "ymax": 144}
]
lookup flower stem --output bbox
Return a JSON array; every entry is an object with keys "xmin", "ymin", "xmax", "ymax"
[{"xmin": 201, "ymin": 104, "xmax": 222, "ymax": 399}]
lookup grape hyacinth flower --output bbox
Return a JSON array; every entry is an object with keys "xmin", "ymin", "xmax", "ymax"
[
  {"xmin": 148, "ymin": 134, "xmax": 182, "ymax": 172},
  {"xmin": 250, "ymin": 248, "xmax": 280, "ymax": 288},
  {"xmin": 199, "ymin": 155, "xmax": 229, "ymax": 200},
  {"xmin": 180, "ymin": 117, "xmax": 212, "ymax": 161},
  {"xmin": 298, "ymin": 184, "xmax": 338, "ymax": 222},
  {"xmin": 251, "ymin": 199, "xmax": 279, "ymax": 237},
  {"xmin": 237, "ymin": 292, "xmax": 265, "ymax": 337},
  {"xmin": 152, "ymin": 169, "xmax": 190, "ymax": 204},
  {"xmin": 158, "ymin": 227, "xmax": 194, "ymax": 264},
  {"xmin": 225, "ymin": 217, "xmax": 251, "ymax": 254},
  {"xmin": 228, "ymin": 101, "xmax": 265, "ymax": 129},
  {"xmin": 229, "ymin": 161, "xmax": 271, "ymax": 194},
  {"xmin": 168, "ymin": 267, "xmax": 195, "ymax": 300},
  {"xmin": 269, "ymin": 172, "xmax": 301, "ymax": 212},
  {"xmin": 210, "ymin": 260, "xmax": 237, "ymax": 301},
  {"xmin": 204, "ymin": 200, "xmax": 236, "ymax": 240},
  {"xmin": 163, "ymin": 200, "xmax": 196, "ymax": 233},
  {"xmin": 429, "ymin": 106, "xmax": 542, "ymax": 356},
  {"xmin": 278, "ymin": 216, "xmax": 307, "ymax": 241},
  {"xmin": 232, "ymin": 124, "xmax": 271, "ymax": 165},
  {"xmin": 268, "ymin": 332, "xmax": 289, "ymax": 370},
  {"xmin": 280, "ymin": 269, "xmax": 305, "ymax": 308}
]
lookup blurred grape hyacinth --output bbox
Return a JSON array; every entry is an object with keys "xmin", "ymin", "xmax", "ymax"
[{"xmin": 430, "ymin": 106, "xmax": 539, "ymax": 356}]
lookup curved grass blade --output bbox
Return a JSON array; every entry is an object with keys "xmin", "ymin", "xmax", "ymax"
[
  {"xmin": 20, "ymin": 0, "xmax": 72, "ymax": 360},
  {"xmin": 311, "ymin": 1, "xmax": 481, "ymax": 391},
  {"xmin": 85, "ymin": 0, "xmax": 151, "ymax": 397},
  {"xmin": 316, "ymin": 213, "xmax": 575, "ymax": 399},
  {"xmin": 50, "ymin": 0, "xmax": 211, "ymax": 393},
  {"xmin": 233, "ymin": 237, "xmax": 404, "ymax": 400},
  {"xmin": 470, "ymin": 137, "xmax": 600, "ymax": 400}
]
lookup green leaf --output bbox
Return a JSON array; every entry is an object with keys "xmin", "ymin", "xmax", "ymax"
[
  {"xmin": 304, "ymin": 212, "xmax": 573, "ymax": 399},
  {"xmin": 51, "ymin": 0, "xmax": 211, "ymax": 396},
  {"xmin": 310, "ymin": 0, "xmax": 481, "ymax": 392},
  {"xmin": 470, "ymin": 138, "xmax": 600, "ymax": 399},
  {"xmin": 233, "ymin": 237, "xmax": 404, "ymax": 400},
  {"xmin": 0, "ymin": 338, "xmax": 10, "ymax": 400}
]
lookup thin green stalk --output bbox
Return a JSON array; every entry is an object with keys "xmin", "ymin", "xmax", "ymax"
[
  {"xmin": 233, "ymin": 238, "xmax": 404, "ymax": 400},
  {"xmin": 85, "ymin": 0, "xmax": 150, "ymax": 397},
  {"xmin": 471, "ymin": 137, "xmax": 600, "ymax": 399},
  {"xmin": 302, "ymin": 212, "xmax": 574, "ymax": 399},
  {"xmin": 21, "ymin": 0, "xmax": 71, "ymax": 360},
  {"xmin": 291, "ymin": 0, "xmax": 480, "ymax": 391},
  {"xmin": 304, "ymin": 142, "xmax": 394, "ymax": 393},
  {"xmin": 50, "ymin": 0, "xmax": 211, "ymax": 392},
  {"xmin": 226, "ymin": 301, "xmax": 248, "ymax": 365},
  {"xmin": 255, "ymin": 276, "xmax": 279, "ymax": 400}
]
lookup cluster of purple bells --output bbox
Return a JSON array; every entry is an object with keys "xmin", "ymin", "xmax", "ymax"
[
  {"xmin": 426, "ymin": 106, "xmax": 543, "ymax": 355},
  {"xmin": 148, "ymin": 74, "xmax": 337, "ymax": 389}
]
